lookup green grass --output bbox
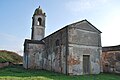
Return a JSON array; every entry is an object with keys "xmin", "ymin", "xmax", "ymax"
[
  {"xmin": 0, "ymin": 50, "xmax": 22, "ymax": 63},
  {"xmin": 0, "ymin": 65, "xmax": 120, "ymax": 80}
]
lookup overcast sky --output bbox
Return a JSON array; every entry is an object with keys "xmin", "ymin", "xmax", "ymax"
[{"xmin": 0, "ymin": 0, "xmax": 120, "ymax": 55}]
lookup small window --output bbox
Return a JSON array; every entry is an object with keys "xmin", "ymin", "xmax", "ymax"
[
  {"xmin": 37, "ymin": 18, "xmax": 42, "ymax": 25},
  {"xmin": 56, "ymin": 39, "xmax": 60, "ymax": 46}
]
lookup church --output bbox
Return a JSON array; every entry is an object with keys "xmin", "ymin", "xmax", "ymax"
[{"xmin": 23, "ymin": 6, "xmax": 102, "ymax": 75}]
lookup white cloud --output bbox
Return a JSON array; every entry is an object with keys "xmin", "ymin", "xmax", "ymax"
[{"xmin": 65, "ymin": 0, "xmax": 109, "ymax": 12}]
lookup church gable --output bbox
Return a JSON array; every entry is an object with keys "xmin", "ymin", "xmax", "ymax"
[
  {"xmin": 68, "ymin": 20, "xmax": 102, "ymax": 33},
  {"xmin": 23, "ymin": 6, "xmax": 102, "ymax": 75}
]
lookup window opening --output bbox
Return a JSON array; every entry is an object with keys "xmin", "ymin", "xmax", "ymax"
[{"xmin": 38, "ymin": 18, "xmax": 42, "ymax": 25}]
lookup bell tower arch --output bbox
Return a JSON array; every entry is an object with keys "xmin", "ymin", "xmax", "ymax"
[{"xmin": 31, "ymin": 6, "xmax": 46, "ymax": 40}]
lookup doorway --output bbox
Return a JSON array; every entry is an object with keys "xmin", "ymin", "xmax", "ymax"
[{"xmin": 83, "ymin": 55, "xmax": 90, "ymax": 74}]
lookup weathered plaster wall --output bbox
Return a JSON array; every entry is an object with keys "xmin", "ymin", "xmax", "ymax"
[
  {"xmin": 67, "ymin": 24, "xmax": 101, "ymax": 75},
  {"xmin": 42, "ymin": 28, "xmax": 68, "ymax": 74},
  {"xmin": 31, "ymin": 13, "xmax": 45, "ymax": 40},
  {"xmin": 24, "ymin": 28, "xmax": 68, "ymax": 74},
  {"xmin": 102, "ymin": 51, "xmax": 120, "ymax": 73},
  {"xmin": 68, "ymin": 44, "xmax": 101, "ymax": 75},
  {"xmin": 68, "ymin": 26, "xmax": 101, "ymax": 46},
  {"xmin": 23, "ymin": 43, "xmax": 44, "ymax": 69},
  {"xmin": 32, "ymin": 26, "xmax": 45, "ymax": 40}
]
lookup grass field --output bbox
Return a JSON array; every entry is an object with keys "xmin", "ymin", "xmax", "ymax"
[
  {"xmin": 0, "ymin": 65, "xmax": 120, "ymax": 80},
  {"xmin": 0, "ymin": 50, "xmax": 22, "ymax": 63}
]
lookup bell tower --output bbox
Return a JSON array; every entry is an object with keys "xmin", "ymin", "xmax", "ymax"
[{"xmin": 31, "ymin": 6, "xmax": 46, "ymax": 40}]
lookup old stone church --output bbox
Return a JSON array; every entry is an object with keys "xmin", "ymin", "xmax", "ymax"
[{"xmin": 23, "ymin": 6, "xmax": 102, "ymax": 75}]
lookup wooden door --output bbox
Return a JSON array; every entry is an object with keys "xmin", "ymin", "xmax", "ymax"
[{"xmin": 83, "ymin": 55, "xmax": 90, "ymax": 74}]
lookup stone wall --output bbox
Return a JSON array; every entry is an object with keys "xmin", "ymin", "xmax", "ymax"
[
  {"xmin": 67, "ymin": 24, "xmax": 101, "ymax": 75},
  {"xmin": 23, "ymin": 40, "xmax": 45, "ymax": 69},
  {"xmin": 68, "ymin": 26, "xmax": 101, "ymax": 46},
  {"xmin": 24, "ymin": 27, "xmax": 68, "ymax": 74},
  {"xmin": 42, "ymin": 27, "xmax": 68, "ymax": 74},
  {"xmin": 102, "ymin": 51, "xmax": 120, "ymax": 73}
]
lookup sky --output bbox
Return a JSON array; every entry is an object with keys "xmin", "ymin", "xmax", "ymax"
[{"xmin": 0, "ymin": 0, "xmax": 120, "ymax": 55}]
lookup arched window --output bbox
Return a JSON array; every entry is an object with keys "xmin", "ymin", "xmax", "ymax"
[{"xmin": 37, "ymin": 18, "xmax": 42, "ymax": 25}]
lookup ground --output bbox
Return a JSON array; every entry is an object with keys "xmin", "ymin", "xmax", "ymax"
[{"xmin": 0, "ymin": 65, "xmax": 120, "ymax": 80}]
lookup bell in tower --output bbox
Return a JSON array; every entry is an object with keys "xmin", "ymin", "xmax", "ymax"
[{"xmin": 31, "ymin": 6, "xmax": 46, "ymax": 40}]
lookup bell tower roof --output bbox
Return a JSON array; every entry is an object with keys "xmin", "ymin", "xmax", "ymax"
[{"xmin": 33, "ymin": 6, "xmax": 45, "ymax": 16}]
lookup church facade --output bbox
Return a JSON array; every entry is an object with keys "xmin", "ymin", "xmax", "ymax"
[{"xmin": 23, "ymin": 6, "xmax": 102, "ymax": 75}]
